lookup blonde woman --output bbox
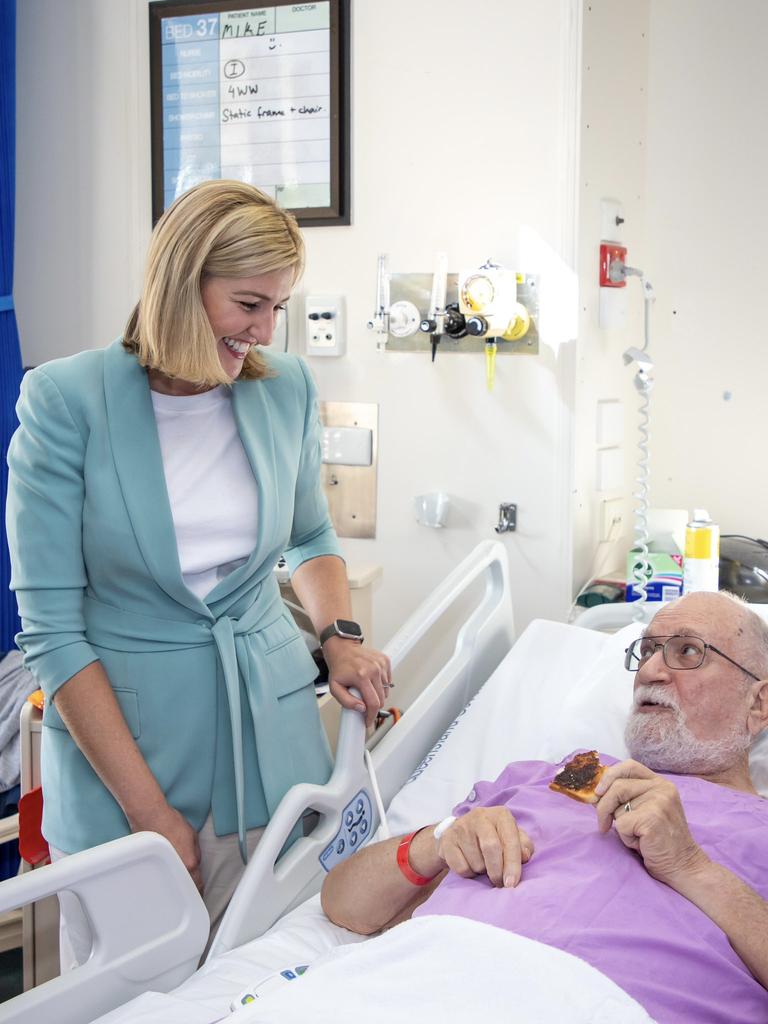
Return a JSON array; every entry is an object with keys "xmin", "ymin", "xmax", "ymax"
[{"xmin": 6, "ymin": 180, "xmax": 390, "ymax": 963}]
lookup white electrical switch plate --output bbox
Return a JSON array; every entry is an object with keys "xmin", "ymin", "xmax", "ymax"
[
  {"xmin": 596, "ymin": 399, "xmax": 624, "ymax": 447},
  {"xmin": 306, "ymin": 294, "xmax": 345, "ymax": 356},
  {"xmin": 322, "ymin": 426, "xmax": 373, "ymax": 467},
  {"xmin": 598, "ymin": 285, "xmax": 628, "ymax": 330},
  {"xmin": 596, "ymin": 447, "xmax": 624, "ymax": 492}
]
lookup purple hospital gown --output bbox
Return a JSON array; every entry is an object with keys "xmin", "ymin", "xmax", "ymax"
[{"xmin": 414, "ymin": 753, "xmax": 768, "ymax": 1024}]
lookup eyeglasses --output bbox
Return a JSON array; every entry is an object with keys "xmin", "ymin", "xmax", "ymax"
[{"xmin": 624, "ymin": 634, "xmax": 761, "ymax": 681}]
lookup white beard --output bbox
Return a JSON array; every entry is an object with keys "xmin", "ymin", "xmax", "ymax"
[{"xmin": 624, "ymin": 685, "xmax": 752, "ymax": 774}]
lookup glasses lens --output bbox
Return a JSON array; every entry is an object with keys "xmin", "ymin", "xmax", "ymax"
[
  {"xmin": 625, "ymin": 638, "xmax": 649, "ymax": 668},
  {"xmin": 636, "ymin": 637, "xmax": 658, "ymax": 663},
  {"xmin": 664, "ymin": 636, "xmax": 705, "ymax": 669}
]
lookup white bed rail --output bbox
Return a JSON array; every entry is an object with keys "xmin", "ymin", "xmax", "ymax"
[
  {"xmin": 0, "ymin": 832, "xmax": 208, "ymax": 1024},
  {"xmin": 209, "ymin": 539, "xmax": 514, "ymax": 958},
  {"xmin": 573, "ymin": 602, "xmax": 658, "ymax": 631},
  {"xmin": 371, "ymin": 540, "xmax": 514, "ymax": 806}
]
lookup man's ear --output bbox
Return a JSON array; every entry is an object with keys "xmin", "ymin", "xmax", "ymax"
[{"xmin": 747, "ymin": 679, "xmax": 768, "ymax": 739}]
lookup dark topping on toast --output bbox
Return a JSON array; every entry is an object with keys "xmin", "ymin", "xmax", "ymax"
[{"xmin": 552, "ymin": 750, "xmax": 602, "ymax": 791}]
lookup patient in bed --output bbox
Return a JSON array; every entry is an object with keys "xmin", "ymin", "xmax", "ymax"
[{"xmin": 321, "ymin": 592, "xmax": 768, "ymax": 1024}]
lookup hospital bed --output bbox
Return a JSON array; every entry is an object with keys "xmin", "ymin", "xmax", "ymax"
[{"xmin": 0, "ymin": 541, "xmax": 766, "ymax": 1023}]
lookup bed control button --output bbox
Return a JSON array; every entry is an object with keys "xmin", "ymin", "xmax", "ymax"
[{"xmin": 319, "ymin": 788, "xmax": 374, "ymax": 872}]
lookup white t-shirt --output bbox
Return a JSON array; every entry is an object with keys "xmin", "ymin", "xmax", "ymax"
[{"xmin": 150, "ymin": 386, "xmax": 259, "ymax": 600}]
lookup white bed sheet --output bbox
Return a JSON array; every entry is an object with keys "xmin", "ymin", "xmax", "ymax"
[
  {"xmin": 95, "ymin": 895, "xmax": 363, "ymax": 1024},
  {"xmin": 94, "ymin": 615, "xmax": 768, "ymax": 1022},
  {"xmin": 230, "ymin": 916, "xmax": 654, "ymax": 1024}
]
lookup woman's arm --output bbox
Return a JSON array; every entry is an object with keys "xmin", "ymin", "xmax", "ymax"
[
  {"xmin": 7, "ymin": 368, "xmax": 201, "ymax": 886},
  {"xmin": 53, "ymin": 661, "xmax": 203, "ymax": 890},
  {"xmin": 281, "ymin": 360, "xmax": 390, "ymax": 724},
  {"xmin": 290, "ymin": 555, "xmax": 391, "ymax": 727}
]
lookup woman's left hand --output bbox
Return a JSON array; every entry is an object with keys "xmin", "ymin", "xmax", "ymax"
[{"xmin": 323, "ymin": 638, "xmax": 392, "ymax": 727}]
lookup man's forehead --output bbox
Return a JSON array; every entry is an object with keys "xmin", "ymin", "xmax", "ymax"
[
  {"xmin": 651, "ymin": 598, "xmax": 729, "ymax": 634},
  {"xmin": 641, "ymin": 624, "xmax": 701, "ymax": 638},
  {"xmin": 646, "ymin": 595, "xmax": 743, "ymax": 640}
]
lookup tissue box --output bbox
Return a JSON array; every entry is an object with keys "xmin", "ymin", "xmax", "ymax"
[{"xmin": 626, "ymin": 550, "xmax": 683, "ymax": 603}]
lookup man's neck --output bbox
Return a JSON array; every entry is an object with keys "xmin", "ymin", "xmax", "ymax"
[{"xmin": 695, "ymin": 759, "xmax": 759, "ymax": 796}]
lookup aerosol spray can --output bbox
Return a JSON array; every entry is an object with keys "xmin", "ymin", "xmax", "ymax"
[{"xmin": 683, "ymin": 510, "xmax": 720, "ymax": 593}]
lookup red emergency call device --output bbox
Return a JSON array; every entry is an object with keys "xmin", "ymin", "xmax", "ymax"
[{"xmin": 599, "ymin": 243, "xmax": 627, "ymax": 287}]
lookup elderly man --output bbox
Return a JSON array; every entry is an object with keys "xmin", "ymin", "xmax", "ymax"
[{"xmin": 321, "ymin": 593, "xmax": 768, "ymax": 1024}]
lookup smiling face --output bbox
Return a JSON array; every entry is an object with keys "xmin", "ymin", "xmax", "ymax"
[
  {"xmin": 624, "ymin": 593, "xmax": 760, "ymax": 774},
  {"xmin": 201, "ymin": 267, "xmax": 294, "ymax": 381}
]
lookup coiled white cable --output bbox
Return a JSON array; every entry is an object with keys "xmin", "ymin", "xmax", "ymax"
[
  {"xmin": 622, "ymin": 271, "xmax": 656, "ymax": 622},
  {"xmin": 630, "ymin": 383, "xmax": 652, "ymax": 617}
]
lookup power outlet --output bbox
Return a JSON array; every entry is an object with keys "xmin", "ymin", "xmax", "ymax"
[
  {"xmin": 600, "ymin": 498, "xmax": 624, "ymax": 543},
  {"xmin": 305, "ymin": 294, "xmax": 345, "ymax": 357}
]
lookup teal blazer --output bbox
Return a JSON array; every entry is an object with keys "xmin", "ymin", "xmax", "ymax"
[{"xmin": 6, "ymin": 339, "xmax": 340, "ymax": 857}]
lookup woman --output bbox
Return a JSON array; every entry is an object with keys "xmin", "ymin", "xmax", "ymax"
[{"xmin": 6, "ymin": 180, "xmax": 390, "ymax": 958}]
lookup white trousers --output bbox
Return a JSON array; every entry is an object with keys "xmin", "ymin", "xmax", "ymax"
[{"xmin": 50, "ymin": 816, "xmax": 265, "ymax": 972}]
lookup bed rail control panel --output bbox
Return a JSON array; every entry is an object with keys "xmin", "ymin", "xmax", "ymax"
[{"xmin": 319, "ymin": 789, "xmax": 373, "ymax": 872}]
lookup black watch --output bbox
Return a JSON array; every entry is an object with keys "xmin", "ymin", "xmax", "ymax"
[{"xmin": 319, "ymin": 619, "xmax": 364, "ymax": 646}]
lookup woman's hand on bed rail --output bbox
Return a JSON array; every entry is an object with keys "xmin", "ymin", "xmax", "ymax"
[
  {"xmin": 323, "ymin": 637, "xmax": 392, "ymax": 728},
  {"xmin": 436, "ymin": 807, "xmax": 534, "ymax": 889}
]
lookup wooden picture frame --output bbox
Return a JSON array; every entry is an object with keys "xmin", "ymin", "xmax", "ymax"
[{"xmin": 149, "ymin": 0, "xmax": 350, "ymax": 226}]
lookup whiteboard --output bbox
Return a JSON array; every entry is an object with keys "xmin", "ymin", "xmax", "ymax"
[{"xmin": 150, "ymin": 1, "xmax": 349, "ymax": 225}]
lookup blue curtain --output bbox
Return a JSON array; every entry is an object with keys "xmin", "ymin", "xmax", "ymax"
[{"xmin": 0, "ymin": 0, "xmax": 22, "ymax": 651}]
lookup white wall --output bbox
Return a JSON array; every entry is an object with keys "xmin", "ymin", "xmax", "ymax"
[
  {"xmin": 14, "ymin": 0, "xmax": 582, "ymax": 645},
  {"xmin": 644, "ymin": 0, "xmax": 768, "ymax": 539},
  {"xmin": 573, "ymin": 0, "xmax": 768, "ymax": 589},
  {"xmin": 15, "ymin": 1, "xmax": 149, "ymax": 356},
  {"xmin": 572, "ymin": 0, "xmax": 650, "ymax": 595}
]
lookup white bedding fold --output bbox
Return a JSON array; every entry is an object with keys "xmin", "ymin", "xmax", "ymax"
[{"xmin": 234, "ymin": 915, "xmax": 656, "ymax": 1023}]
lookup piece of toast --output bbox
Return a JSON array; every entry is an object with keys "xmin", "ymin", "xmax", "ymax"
[{"xmin": 549, "ymin": 750, "xmax": 605, "ymax": 804}]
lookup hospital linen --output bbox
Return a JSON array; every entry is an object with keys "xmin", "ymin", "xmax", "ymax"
[
  {"xmin": 228, "ymin": 916, "xmax": 654, "ymax": 1023},
  {"xmin": 415, "ymin": 753, "xmax": 768, "ymax": 1024}
]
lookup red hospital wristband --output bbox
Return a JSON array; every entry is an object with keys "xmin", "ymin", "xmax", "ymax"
[{"xmin": 396, "ymin": 829, "xmax": 440, "ymax": 886}]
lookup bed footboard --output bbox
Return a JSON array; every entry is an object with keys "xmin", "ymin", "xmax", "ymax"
[{"xmin": 0, "ymin": 831, "xmax": 208, "ymax": 1024}]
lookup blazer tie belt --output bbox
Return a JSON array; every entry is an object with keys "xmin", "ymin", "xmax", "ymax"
[{"xmin": 84, "ymin": 575, "xmax": 293, "ymax": 863}]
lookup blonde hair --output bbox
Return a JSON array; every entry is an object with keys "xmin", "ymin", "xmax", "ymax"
[{"xmin": 124, "ymin": 180, "xmax": 305, "ymax": 386}]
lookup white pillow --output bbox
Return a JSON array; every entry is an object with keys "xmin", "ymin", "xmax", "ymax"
[{"xmin": 386, "ymin": 617, "xmax": 768, "ymax": 836}]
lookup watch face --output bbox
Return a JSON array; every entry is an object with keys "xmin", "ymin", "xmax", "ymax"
[{"xmin": 336, "ymin": 619, "xmax": 362, "ymax": 638}]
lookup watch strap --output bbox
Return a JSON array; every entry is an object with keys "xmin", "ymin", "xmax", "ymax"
[{"xmin": 319, "ymin": 620, "xmax": 363, "ymax": 646}]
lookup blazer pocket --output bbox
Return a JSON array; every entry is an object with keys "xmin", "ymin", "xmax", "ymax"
[
  {"xmin": 43, "ymin": 687, "xmax": 141, "ymax": 740},
  {"xmin": 264, "ymin": 633, "xmax": 320, "ymax": 698}
]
